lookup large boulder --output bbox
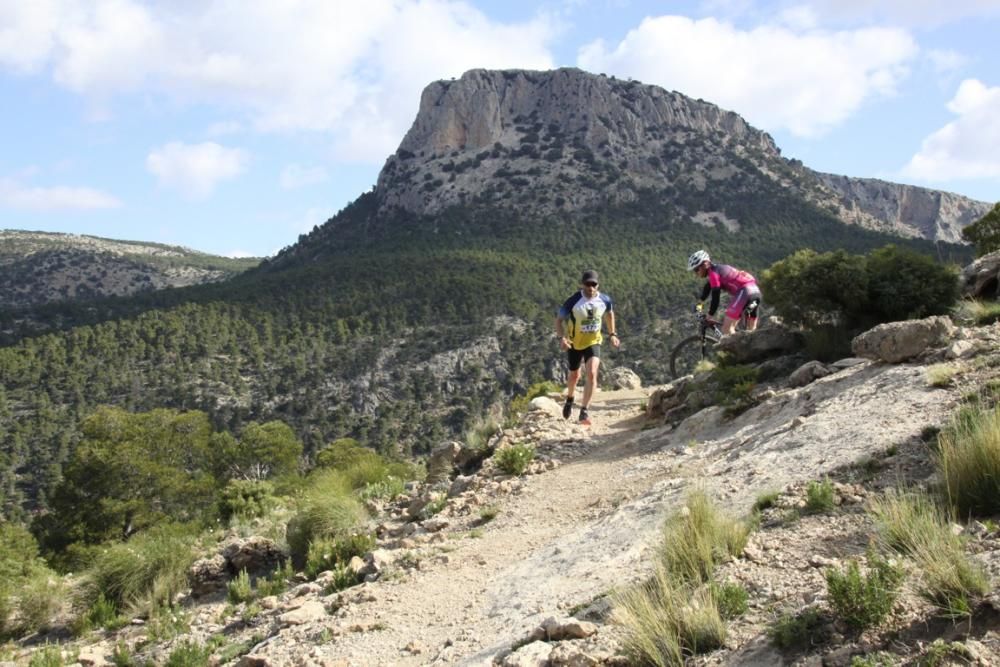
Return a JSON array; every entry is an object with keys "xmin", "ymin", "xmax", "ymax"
[
  {"xmin": 604, "ymin": 367, "xmax": 642, "ymax": 390},
  {"xmin": 851, "ymin": 316, "xmax": 956, "ymax": 363},
  {"xmin": 961, "ymin": 250, "xmax": 1000, "ymax": 299},
  {"xmin": 221, "ymin": 536, "xmax": 284, "ymax": 576},
  {"xmin": 715, "ymin": 323, "xmax": 804, "ymax": 364},
  {"xmin": 426, "ymin": 441, "xmax": 462, "ymax": 484}
]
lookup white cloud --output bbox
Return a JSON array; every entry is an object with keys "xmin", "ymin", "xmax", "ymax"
[
  {"xmin": 901, "ymin": 79, "xmax": 1000, "ymax": 182},
  {"xmin": 578, "ymin": 15, "xmax": 917, "ymax": 137},
  {"xmin": 926, "ymin": 49, "xmax": 968, "ymax": 76},
  {"xmin": 0, "ymin": 177, "xmax": 122, "ymax": 210},
  {"xmin": 280, "ymin": 164, "xmax": 329, "ymax": 190},
  {"xmin": 1, "ymin": 0, "xmax": 556, "ymax": 162},
  {"xmin": 146, "ymin": 142, "xmax": 249, "ymax": 199},
  {"xmin": 795, "ymin": 0, "xmax": 1000, "ymax": 28}
]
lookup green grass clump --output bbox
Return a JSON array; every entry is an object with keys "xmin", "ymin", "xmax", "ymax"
[
  {"xmin": 869, "ymin": 489, "xmax": 989, "ymax": 618},
  {"xmin": 925, "ymin": 364, "xmax": 957, "ymax": 388},
  {"xmin": 463, "ymin": 416, "xmax": 501, "ymax": 451},
  {"xmin": 613, "ymin": 570, "xmax": 726, "ymax": 666},
  {"xmin": 80, "ymin": 523, "xmax": 197, "ymax": 616},
  {"xmin": 660, "ymin": 491, "xmax": 749, "ymax": 585},
  {"xmin": 286, "ymin": 470, "xmax": 367, "ymax": 567},
  {"xmin": 937, "ymin": 403, "xmax": 1000, "ymax": 517},
  {"xmin": 825, "ymin": 553, "xmax": 904, "ymax": 630},
  {"xmin": 612, "ymin": 491, "xmax": 752, "ymax": 666},
  {"xmin": 494, "ymin": 443, "xmax": 535, "ymax": 476},
  {"xmin": 804, "ymin": 479, "xmax": 836, "ymax": 514}
]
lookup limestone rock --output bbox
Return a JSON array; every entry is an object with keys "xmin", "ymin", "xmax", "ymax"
[
  {"xmin": 605, "ymin": 367, "xmax": 642, "ymax": 390},
  {"xmin": 851, "ymin": 316, "xmax": 956, "ymax": 363}
]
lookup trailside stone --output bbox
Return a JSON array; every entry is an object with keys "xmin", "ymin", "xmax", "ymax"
[
  {"xmin": 851, "ymin": 316, "xmax": 955, "ymax": 363},
  {"xmin": 501, "ymin": 641, "xmax": 552, "ymax": 667},
  {"xmin": 187, "ymin": 554, "xmax": 228, "ymax": 598},
  {"xmin": 716, "ymin": 323, "xmax": 804, "ymax": 363},
  {"xmin": 605, "ymin": 367, "xmax": 642, "ymax": 390},
  {"xmin": 426, "ymin": 441, "xmax": 462, "ymax": 484},
  {"xmin": 788, "ymin": 361, "xmax": 832, "ymax": 388}
]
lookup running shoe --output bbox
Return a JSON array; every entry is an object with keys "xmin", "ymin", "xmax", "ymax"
[{"xmin": 562, "ymin": 397, "xmax": 573, "ymax": 420}]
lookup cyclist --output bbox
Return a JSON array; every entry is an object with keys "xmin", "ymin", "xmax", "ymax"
[
  {"xmin": 555, "ymin": 269, "xmax": 620, "ymax": 426},
  {"xmin": 687, "ymin": 250, "xmax": 761, "ymax": 334}
]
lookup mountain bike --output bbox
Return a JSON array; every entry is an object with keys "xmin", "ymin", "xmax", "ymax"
[{"xmin": 669, "ymin": 301, "xmax": 757, "ymax": 379}]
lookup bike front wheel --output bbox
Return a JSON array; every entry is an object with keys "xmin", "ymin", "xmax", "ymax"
[{"xmin": 669, "ymin": 334, "xmax": 719, "ymax": 379}]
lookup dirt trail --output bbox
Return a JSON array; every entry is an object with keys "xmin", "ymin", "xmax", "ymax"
[{"xmin": 319, "ymin": 387, "xmax": 673, "ymax": 666}]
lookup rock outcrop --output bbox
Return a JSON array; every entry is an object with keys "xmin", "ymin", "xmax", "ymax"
[{"xmin": 373, "ymin": 68, "xmax": 990, "ymax": 243}]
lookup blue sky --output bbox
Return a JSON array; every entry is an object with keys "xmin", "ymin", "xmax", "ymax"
[{"xmin": 1, "ymin": 1, "xmax": 999, "ymax": 258}]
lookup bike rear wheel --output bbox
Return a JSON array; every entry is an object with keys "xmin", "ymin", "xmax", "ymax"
[{"xmin": 669, "ymin": 334, "xmax": 719, "ymax": 379}]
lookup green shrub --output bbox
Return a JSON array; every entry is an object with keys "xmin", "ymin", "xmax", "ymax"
[
  {"xmin": 227, "ymin": 569, "xmax": 253, "ymax": 604},
  {"xmin": 961, "ymin": 201, "xmax": 1000, "ymax": 256},
  {"xmin": 753, "ymin": 491, "xmax": 780, "ymax": 512},
  {"xmin": 255, "ymin": 561, "xmax": 294, "ymax": 598},
  {"xmin": 218, "ymin": 480, "xmax": 276, "ymax": 523},
  {"xmin": 303, "ymin": 532, "xmax": 375, "ymax": 581},
  {"xmin": 74, "ymin": 593, "xmax": 122, "ymax": 635},
  {"xmin": 937, "ymin": 403, "xmax": 1000, "ymax": 517},
  {"xmin": 164, "ymin": 640, "xmax": 211, "ymax": 667},
  {"xmin": 494, "ymin": 443, "xmax": 535, "ymax": 475},
  {"xmin": 358, "ymin": 476, "xmax": 406, "ymax": 501},
  {"xmin": 768, "ymin": 608, "xmax": 826, "ymax": 650},
  {"xmin": 761, "ymin": 245, "xmax": 958, "ymax": 335},
  {"xmin": 804, "ymin": 479, "xmax": 836, "ymax": 514},
  {"xmin": 710, "ymin": 364, "xmax": 759, "ymax": 415},
  {"xmin": 28, "ymin": 645, "xmax": 68, "ymax": 667},
  {"xmin": 711, "ymin": 581, "xmax": 749, "ymax": 619},
  {"xmin": 850, "ymin": 652, "xmax": 896, "ymax": 667},
  {"xmin": 825, "ymin": 553, "xmax": 904, "ymax": 630}
]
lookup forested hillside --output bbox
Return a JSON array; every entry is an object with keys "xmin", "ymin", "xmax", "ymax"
[
  {"xmin": 0, "ymin": 182, "xmax": 971, "ymax": 520},
  {"xmin": 0, "ymin": 230, "xmax": 259, "ymax": 310}
]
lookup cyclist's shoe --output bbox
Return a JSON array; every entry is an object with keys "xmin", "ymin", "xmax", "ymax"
[
  {"xmin": 562, "ymin": 397, "xmax": 574, "ymax": 420},
  {"xmin": 578, "ymin": 407, "xmax": 591, "ymax": 426}
]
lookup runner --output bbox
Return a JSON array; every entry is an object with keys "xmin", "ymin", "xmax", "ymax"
[{"xmin": 555, "ymin": 269, "xmax": 620, "ymax": 425}]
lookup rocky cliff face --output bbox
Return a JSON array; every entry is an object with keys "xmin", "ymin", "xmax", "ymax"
[
  {"xmin": 814, "ymin": 172, "xmax": 991, "ymax": 244},
  {"xmin": 374, "ymin": 68, "xmax": 991, "ymax": 243}
]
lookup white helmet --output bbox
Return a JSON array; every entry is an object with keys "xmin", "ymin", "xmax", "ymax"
[{"xmin": 687, "ymin": 250, "xmax": 710, "ymax": 271}]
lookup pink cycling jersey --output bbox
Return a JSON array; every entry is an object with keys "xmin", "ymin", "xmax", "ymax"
[{"xmin": 707, "ymin": 263, "xmax": 756, "ymax": 295}]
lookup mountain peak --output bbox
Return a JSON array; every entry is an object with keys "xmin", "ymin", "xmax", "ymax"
[{"xmin": 372, "ymin": 67, "xmax": 990, "ymax": 243}]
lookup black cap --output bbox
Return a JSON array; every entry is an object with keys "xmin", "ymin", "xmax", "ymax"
[{"xmin": 581, "ymin": 269, "xmax": 599, "ymax": 284}]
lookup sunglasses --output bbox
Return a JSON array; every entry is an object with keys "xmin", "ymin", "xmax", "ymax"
[{"xmin": 583, "ymin": 281, "xmax": 598, "ymax": 287}]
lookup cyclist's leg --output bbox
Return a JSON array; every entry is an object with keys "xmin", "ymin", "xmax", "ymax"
[
  {"xmin": 744, "ymin": 287, "xmax": 762, "ymax": 331},
  {"xmin": 725, "ymin": 287, "xmax": 752, "ymax": 333}
]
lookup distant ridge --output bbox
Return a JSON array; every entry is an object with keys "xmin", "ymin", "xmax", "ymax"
[{"xmin": 0, "ymin": 230, "xmax": 260, "ymax": 309}]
